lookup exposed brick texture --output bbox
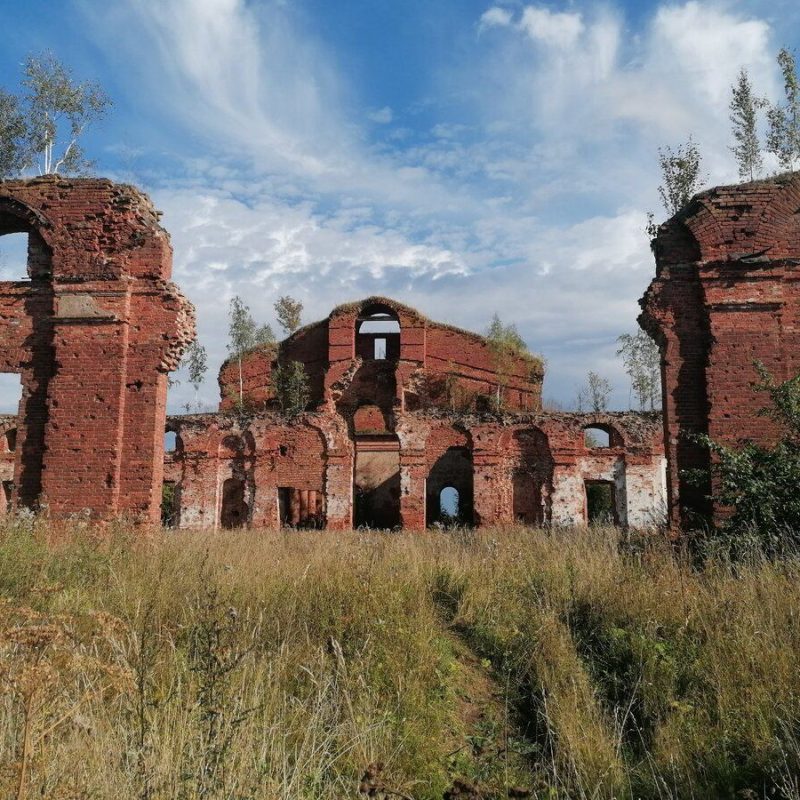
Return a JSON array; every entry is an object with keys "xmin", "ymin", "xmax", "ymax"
[
  {"xmin": 0, "ymin": 177, "xmax": 194, "ymax": 522},
  {"xmin": 640, "ymin": 174, "xmax": 800, "ymax": 528},
  {"xmin": 170, "ymin": 298, "xmax": 666, "ymax": 530}
]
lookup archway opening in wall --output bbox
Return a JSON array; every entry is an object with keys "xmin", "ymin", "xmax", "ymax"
[
  {"xmin": 427, "ymin": 446, "xmax": 473, "ymax": 527},
  {"xmin": 0, "ymin": 232, "xmax": 30, "ymax": 281},
  {"xmin": 161, "ymin": 480, "xmax": 180, "ymax": 528},
  {"xmin": 585, "ymin": 480, "xmax": 617, "ymax": 526},
  {"xmin": 221, "ymin": 477, "xmax": 248, "ymax": 529},
  {"xmin": 354, "ymin": 435, "xmax": 401, "ymax": 529},
  {"xmin": 510, "ymin": 428, "xmax": 552, "ymax": 526},
  {"xmin": 356, "ymin": 305, "xmax": 400, "ymax": 361},
  {"xmin": 5, "ymin": 428, "xmax": 16, "ymax": 453}
]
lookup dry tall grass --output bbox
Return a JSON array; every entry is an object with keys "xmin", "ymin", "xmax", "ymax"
[{"xmin": 1, "ymin": 516, "xmax": 799, "ymax": 799}]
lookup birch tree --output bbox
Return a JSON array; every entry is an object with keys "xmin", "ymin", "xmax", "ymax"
[
  {"xmin": 767, "ymin": 48, "xmax": 800, "ymax": 172},
  {"xmin": 227, "ymin": 297, "xmax": 275, "ymax": 409},
  {"xmin": 0, "ymin": 52, "xmax": 111, "ymax": 177},
  {"xmin": 729, "ymin": 67, "xmax": 764, "ymax": 181},
  {"xmin": 183, "ymin": 338, "xmax": 208, "ymax": 412},
  {"xmin": 274, "ymin": 295, "xmax": 303, "ymax": 335},
  {"xmin": 657, "ymin": 138, "xmax": 704, "ymax": 215}
]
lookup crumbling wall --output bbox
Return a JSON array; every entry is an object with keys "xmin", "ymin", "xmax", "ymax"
[
  {"xmin": 164, "ymin": 407, "xmax": 665, "ymax": 531},
  {"xmin": 0, "ymin": 177, "xmax": 193, "ymax": 521},
  {"xmin": 640, "ymin": 175, "xmax": 800, "ymax": 528}
]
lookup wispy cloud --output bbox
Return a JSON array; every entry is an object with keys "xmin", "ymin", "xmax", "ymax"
[{"xmin": 73, "ymin": 0, "xmax": 783, "ymax": 412}]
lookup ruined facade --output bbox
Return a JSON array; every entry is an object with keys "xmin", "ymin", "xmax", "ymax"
[
  {"xmin": 163, "ymin": 298, "xmax": 667, "ymax": 530},
  {"xmin": 640, "ymin": 175, "xmax": 800, "ymax": 528},
  {"xmin": 0, "ymin": 178, "xmax": 193, "ymax": 522}
]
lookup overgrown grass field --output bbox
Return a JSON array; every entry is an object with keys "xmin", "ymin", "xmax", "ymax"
[{"xmin": 2, "ymin": 518, "xmax": 800, "ymax": 799}]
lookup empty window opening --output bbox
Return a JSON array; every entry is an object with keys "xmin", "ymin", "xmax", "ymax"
[
  {"xmin": 4, "ymin": 428, "xmax": 16, "ymax": 453},
  {"xmin": 0, "ymin": 229, "xmax": 51, "ymax": 281},
  {"xmin": 356, "ymin": 306, "xmax": 401, "ymax": 361},
  {"xmin": 0, "ymin": 374, "xmax": 22, "ymax": 415},
  {"xmin": 440, "ymin": 487, "xmax": 459, "ymax": 520},
  {"xmin": 164, "ymin": 431, "xmax": 183, "ymax": 453},
  {"xmin": 279, "ymin": 486, "xmax": 325, "ymax": 529},
  {"xmin": 585, "ymin": 481, "xmax": 617, "ymax": 526},
  {"xmin": 0, "ymin": 232, "xmax": 30, "ymax": 281},
  {"xmin": 584, "ymin": 426, "xmax": 611, "ymax": 448}
]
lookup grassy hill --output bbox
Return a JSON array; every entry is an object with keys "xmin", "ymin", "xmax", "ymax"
[{"xmin": 1, "ymin": 519, "xmax": 800, "ymax": 799}]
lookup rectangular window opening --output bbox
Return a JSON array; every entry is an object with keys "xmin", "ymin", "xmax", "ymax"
[{"xmin": 374, "ymin": 337, "xmax": 387, "ymax": 360}]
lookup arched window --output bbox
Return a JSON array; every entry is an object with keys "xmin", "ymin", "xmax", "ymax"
[
  {"xmin": 4, "ymin": 428, "xmax": 17, "ymax": 453},
  {"xmin": 164, "ymin": 430, "xmax": 180, "ymax": 453},
  {"xmin": 584, "ymin": 426, "xmax": 610, "ymax": 448},
  {"xmin": 440, "ymin": 486, "xmax": 460, "ymax": 519}
]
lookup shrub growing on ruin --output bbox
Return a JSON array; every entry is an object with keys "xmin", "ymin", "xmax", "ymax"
[
  {"xmin": 272, "ymin": 360, "xmax": 310, "ymax": 419},
  {"xmin": 689, "ymin": 364, "xmax": 800, "ymax": 556}
]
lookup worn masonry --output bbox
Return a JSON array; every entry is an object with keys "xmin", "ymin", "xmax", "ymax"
[
  {"xmin": 0, "ymin": 177, "xmax": 193, "ymax": 522},
  {"xmin": 640, "ymin": 174, "xmax": 800, "ymax": 528}
]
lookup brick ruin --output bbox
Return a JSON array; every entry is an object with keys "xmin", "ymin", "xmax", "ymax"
[
  {"xmin": 161, "ymin": 297, "xmax": 667, "ymax": 530},
  {"xmin": 0, "ymin": 177, "xmax": 194, "ymax": 522},
  {"xmin": 640, "ymin": 174, "xmax": 800, "ymax": 528}
]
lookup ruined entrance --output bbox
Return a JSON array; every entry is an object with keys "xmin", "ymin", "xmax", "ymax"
[
  {"xmin": 354, "ymin": 436, "xmax": 401, "ymax": 528},
  {"xmin": 509, "ymin": 428, "xmax": 552, "ymax": 525},
  {"xmin": 427, "ymin": 446, "xmax": 473, "ymax": 526}
]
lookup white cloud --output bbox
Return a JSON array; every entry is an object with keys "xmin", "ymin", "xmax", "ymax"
[
  {"xmin": 479, "ymin": 6, "xmax": 513, "ymax": 31},
  {"xmin": 368, "ymin": 106, "xmax": 394, "ymax": 124},
  {"xmin": 518, "ymin": 7, "xmax": 584, "ymax": 48},
  {"xmin": 71, "ymin": 0, "xmax": 783, "ymax": 414}
]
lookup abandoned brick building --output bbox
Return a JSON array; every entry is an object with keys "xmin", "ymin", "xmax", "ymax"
[
  {"xmin": 159, "ymin": 297, "xmax": 667, "ymax": 530},
  {"xmin": 6, "ymin": 173, "xmax": 796, "ymax": 532},
  {"xmin": 641, "ymin": 174, "xmax": 800, "ymax": 528}
]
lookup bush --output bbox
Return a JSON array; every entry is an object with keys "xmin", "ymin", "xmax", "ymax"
[{"xmin": 689, "ymin": 364, "xmax": 800, "ymax": 556}]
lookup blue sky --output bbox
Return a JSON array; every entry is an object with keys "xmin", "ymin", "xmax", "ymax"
[{"xmin": 1, "ymin": 0, "xmax": 797, "ymax": 412}]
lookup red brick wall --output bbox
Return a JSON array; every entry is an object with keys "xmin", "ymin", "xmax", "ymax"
[
  {"xmin": 0, "ymin": 177, "xmax": 193, "ymax": 521},
  {"xmin": 640, "ymin": 175, "xmax": 800, "ymax": 528}
]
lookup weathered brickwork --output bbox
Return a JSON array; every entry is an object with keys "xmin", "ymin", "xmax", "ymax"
[
  {"xmin": 0, "ymin": 177, "xmax": 194, "ymax": 522},
  {"xmin": 640, "ymin": 174, "xmax": 800, "ymax": 528},
  {"xmin": 170, "ymin": 297, "xmax": 666, "ymax": 530}
]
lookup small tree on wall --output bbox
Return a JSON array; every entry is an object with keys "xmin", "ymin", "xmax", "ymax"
[
  {"xmin": 486, "ymin": 313, "xmax": 528, "ymax": 411},
  {"xmin": 227, "ymin": 296, "xmax": 275, "ymax": 410},
  {"xmin": 272, "ymin": 361, "xmax": 310, "ymax": 419},
  {"xmin": 274, "ymin": 295, "xmax": 303, "ymax": 335}
]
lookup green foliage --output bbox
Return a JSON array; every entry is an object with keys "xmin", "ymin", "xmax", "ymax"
[
  {"xmin": 656, "ymin": 137, "xmax": 705, "ymax": 216},
  {"xmin": 485, "ymin": 313, "xmax": 529, "ymax": 411},
  {"xmin": 0, "ymin": 90, "xmax": 27, "ymax": 177},
  {"xmin": 616, "ymin": 330, "xmax": 661, "ymax": 411},
  {"xmin": 182, "ymin": 338, "xmax": 208, "ymax": 413},
  {"xmin": 576, "ymin": 370, "xmax": 612, "ymax": 412},
  {"xmin": 0, "ymin": 51, "xmax": 111, "ymax": 177},
  {"xmin": 271, "ymin": 360, "xmax": 310, "ymax": 419},
  {"xmin": 689, "ymin": 364, "xmax": 800, "ymax": 556},
  {"xmin": 729, "ymin": 67, "xmax": 765, "ymax": 181},
  {"xmin": 227, "ymin": 296, "xmax": 275, "ymax": 410},
  {"xmin": 767, "ymin": 48, "xmax": 800, "ymax": 171},
  {"xmin": 274, "ymin": 295, "xmax": 303, "ymax": 335}
]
